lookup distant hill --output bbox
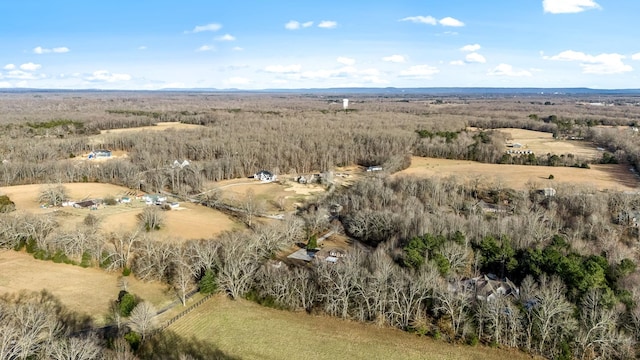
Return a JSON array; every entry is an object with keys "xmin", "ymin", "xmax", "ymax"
[{"xmin": 2, "ymin": 87, "xmax": 640, "ymax": 96}]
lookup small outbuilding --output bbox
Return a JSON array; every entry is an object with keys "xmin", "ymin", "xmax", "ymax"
[{"xmin": 254, "ymin": 170, "xmax": 276, "ymax": 182}]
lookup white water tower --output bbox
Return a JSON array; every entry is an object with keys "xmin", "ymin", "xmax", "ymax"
[{"xmin": 342, "ymin": 98, "xmax": 349, "ymax": 110}]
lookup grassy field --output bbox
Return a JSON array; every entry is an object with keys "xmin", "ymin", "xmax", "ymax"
[
  {"xmin": 397, "ymin": 156, "xmax": 639, "ymax": 191},
  {"xmin": 207, "ymin": 177, "xmax": 328, "ymax": 213},
  {"xmin": 167, "ymin": 294, "xmax": 539, "ymax": 360},
  {"xmin": 0, "ymin": 250, "xmax": 173, "ymax": 324},
  {"xmin": 0, "ymin": 183, "xmax": 237, "ymax": 240},
  {"xmin": 496, "ymin": 128, "xmax": 601, "ymax": 159}
]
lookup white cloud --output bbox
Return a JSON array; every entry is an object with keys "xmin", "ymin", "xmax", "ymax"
[
  {"xmin": 400, "ymin": 15, "xmax": 464, "ymax": 27},
  {"xmin": 488, "ymin": 64, "xmax": 532, "ymax": 77},
  {"xmin": 264, "ymin": 64, "xmax": 302, "ymax": 73},
  {"xmin": 186, "ymin": 23, "xmax": 222, "ymax": 34},
  {"xmin": 286, "ymin": 20, "xmax": 314, "ymax": 30},
  {"xmin": 318, "ymin": 20, "xmax": 337, "ymax": 29},
  {"xmin": 460, "ymin": 44, "xmax": 481, "ymax": 52},
  {"xmin": 450, "ymin": 60, "xmax": 465, "ymax": 66},
  {"xmin": 216, "ymin": 34, "xmax": 236, "ymax": 41},
  {"xmin": 3, "ymin": 64, "xmax": 15, "ymax": 70},
  {"xmin": 20, "ymin": 62, "xmax": 41, "ymax": 71},
  {"xmin": 632, "ymin": 53, "xmax": 640, "ymax": 61},
  {"xmin": 6, "ymin": 70, "xmax": 44, "ymax": 80},
  {"xmin": 543, "ymin": 0, "xmax": 601, "ymax": 14},
  {"xmin": 400, "ymin": 16, "xmax": 437, "ymax": 25},
  {"xmin": 465, "ymin": 52, "xmax": 486, "ymax": 63},
  {"xmin": 400, "ymin": 65, "xmax": 440, "ymax": 78},
  {"xmin": 0, "ymin": 81, "xmax": 11, "ymax": 88},
  {"xmin": 285, "ymin": 21, "xmax": 300, "ymax": 30},
  {"xmin": 85, "ymin": 70, "xmax": 132, "ymax": 82},
  {"xmin": 232, "ymin": 46, "xmax": 244, "ymax": 51},
  {"xmin": 382, "ymin": 54, "xmax": 406, "ymax": 63},
  {"xmin": 33, "ymin": 46, "xmax": 71, "ymax": 55},
  {"xmin": 337, "ymin": 57, "xmax": 355, "ymax": 65},
  {"xmin": 138, "ymin": 46, "xmax": 147, "ymax": 50},
  {"xmin": 545, "ymin": 50, "xmax": 632, "ymax": 74},
  {"xmin": 196, "ymin": 45, "xmax": 214, "ymax": 52},
  {"xmin": 439, "ymin": 17, "xmax": 465, "ymax": 27}
]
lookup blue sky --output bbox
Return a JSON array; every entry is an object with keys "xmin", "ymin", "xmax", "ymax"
[{"xmin": 1, "ymin": 0, "xmax": 639, "ymax": 89}]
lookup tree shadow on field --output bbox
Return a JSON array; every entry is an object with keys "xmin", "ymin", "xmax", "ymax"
[{"xmin": 137, "ymin": 330, "xmax": 240, "ymax": 360}]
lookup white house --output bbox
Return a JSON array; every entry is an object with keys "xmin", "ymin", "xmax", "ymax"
[{"xmin": 254, "ymin": 170, "xmax": 276, "ymax": 182}]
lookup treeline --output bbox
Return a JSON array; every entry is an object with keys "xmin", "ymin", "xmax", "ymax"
[
  {"xmin": 1, "ymin": 93, "xmax": 639, "ymax": 192},
  {"xmin": 1, "ymin": 176, "xmax": 640, "ymax": 358}
]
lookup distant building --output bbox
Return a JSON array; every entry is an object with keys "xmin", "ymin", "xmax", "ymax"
[
  {"xmin": 88, "ymin": 149, "xmax": 112, "ymax": 159},
  {"xmin": 254, "ymin": 170, "xmax": 276, "ymax": 182},
  {"xmin": 142, "ymin": 194, "xmax": 167, "ymax": 205},
  {"xmin": 366, "ymin": 166, "xmax": 383, "ymax": 172}
]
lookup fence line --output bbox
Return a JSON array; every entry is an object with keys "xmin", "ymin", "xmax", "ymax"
[{"xmin": 153, "ymin": 292, "xmax": 215, "ymax": 334}]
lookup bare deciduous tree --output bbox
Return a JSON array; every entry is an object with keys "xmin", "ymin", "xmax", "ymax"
[
  {"xmin": 38, "ymin": 184, "xmax": 69, "ymax": 207},
  {"xmin": 128, "ymin": 301, "xmax": 157, "ymax": 341},
  {"xmin": 138, "ymin": 207, "xmax": 165, "ymax": 232}
]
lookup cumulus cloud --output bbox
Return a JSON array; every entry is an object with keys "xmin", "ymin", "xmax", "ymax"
[
  {"xmin": 632, "ymin": 53, "xmax": 640, "ymax": 61},
  {"xmin": 264, "ymin": 64, "xmax": 302, "ymax": 73},
  {"xmin": 450, "ymin": 60, "xmax": 465, "ymax": 66},
  {"xmin": 460, "ymin": 44, "xmax": 481, "ymax": 52},
  {"xmin": 196, "ymin": 45, "xmax": 214, "ymax": 52},
  {"xmin": 216, "ymin": 34, "xmax": 236, "ymax": 41},
  {"xmin": 465, "ymin": 52, "xmax": 486, "ymax": 63},
  {"xmin": 400, "ymin": 15, "xmax": 464, "ymax": 27},
  {"xmin": 20, "ymin": 62, "xmax": 41, "ymax": 71},
  {"xmin": 85, "ymin": 70, "xmax": 131, "ymax": 82},
  {"xmin": 543, "ymin": 0, "xmax": 600, "ymax": 14},
  {"xmin": 544, "ymin": 50, "xmax": 632, "ymax": 74},
  {"xmin": 6, "ymin": 70, "xmax": 40, "ymax": 80},
  {"xmin": 400, "ymin": 15, "xmax": 437, "ymax": 25},
  {"xmin": 337, "ymin": 57, "xmax": 355, "ymax": 65},
  {"xmin": 285, "ymin": 20, "xmax": 314, "ymax": 30},
  {"xmin": 439, "ymin": 17, "xmax": 465, "ymax": 27},
  {"xmin": 3, "ymin": 64, "xmax": 15, "ymax": 70},
  {"xmin": 232, "ymin": 46, "xmax": 244, "ymax": 51},
  {"xmin": 318, "ymin": 20, "xmax": 337, "ymax": 29},
  {"xmin": 138, "ymin": 46, "xmax": 147, "ymax": 50},
  {"xmin": 285, "ymin": 20, "xmax": 301, "ymax": 30},
  {"xmin": 400, "ymin": 65, "xmax": 440, "ymax": 78},
  {"xmin": 488, "ymin": 64, "xmax": 532, "ymax": 77},
  {"xmin": 0, "ymin": 81, "xmax": 11, "ymax": 88},
  {"xmin": 382, "ymin": 55, "xmax": 406, "ymax": 63},
  {"xmin": 186, "ymin": 23, "xmax": 222, "ymax": 34},
  {"xmin": 33, "ymin": 46, "xmax": 69, "ymax": 54}
]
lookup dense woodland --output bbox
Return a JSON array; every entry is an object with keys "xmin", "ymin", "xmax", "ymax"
[{"xmin": 1, "ymin": 91, "xmax": 640, "ymax": 359}]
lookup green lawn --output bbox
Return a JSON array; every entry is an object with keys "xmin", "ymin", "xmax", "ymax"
[{"xmin": 166, "ymin": 294, "xmax": 539, "ymax": 360}]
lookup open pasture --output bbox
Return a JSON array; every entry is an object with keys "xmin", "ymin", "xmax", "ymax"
[
  {"xmin": 497, "ymin": 128, "xmax": 601, "ymax": 159},
  {"xmin": 98, "ymin": 121, "xmax": 205, "ymax": 135},
  {"xmin": 0, "ymin": 183, "xmax": 237, "ymax": 240},
  {"xmin": 0, "ymin": 250, "xmax": 173, "ymax": 324},
  {"xmin": 206, "ymin": 176, "xmax": 327, "ymax": 213},
  {"xmin": 167, "ymin": 294, "xmax": 540, "ymax": 360},
  {"xmin": 397, "ymin": 157, "xmax": 639, "ymax": 191}
]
